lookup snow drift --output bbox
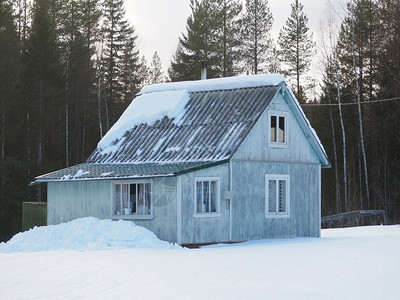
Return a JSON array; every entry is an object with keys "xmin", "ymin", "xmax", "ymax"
[{"xmin": 0, "ymin": 217, "xmax": 180, "ymax": 252}]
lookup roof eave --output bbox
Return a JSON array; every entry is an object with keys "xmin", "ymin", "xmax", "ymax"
[{"xmin": 281, "ymin": 83, "xmax": 330, "ymax": 167}]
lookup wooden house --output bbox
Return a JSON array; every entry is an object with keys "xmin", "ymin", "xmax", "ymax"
[{"xmin": 34, "ymin": 74, "xmax": 330, "ymax": 245}]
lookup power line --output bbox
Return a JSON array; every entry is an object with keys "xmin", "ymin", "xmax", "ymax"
[{"xmin": 300, "ymin": 96, "xmax": 400, "ymax": 107}]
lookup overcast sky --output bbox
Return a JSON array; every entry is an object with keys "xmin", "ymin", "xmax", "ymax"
[{"xmin": 124, "ymin": 0, "xmax": 341, "ymax": 75}]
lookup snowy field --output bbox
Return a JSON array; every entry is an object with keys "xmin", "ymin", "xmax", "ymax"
[{"xmin": 0, "ymin": 218, "xmax": 399, "ymax": 299}]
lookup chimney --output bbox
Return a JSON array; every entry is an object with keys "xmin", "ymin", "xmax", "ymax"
[{"xmin": 201, "ymin": 60, "xmax": 207, "ymax": 80}]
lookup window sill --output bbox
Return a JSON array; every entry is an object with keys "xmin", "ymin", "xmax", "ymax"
[
  {"xmin": 111, "ymin": 215, "xmax": 154, "ymax": 220},
  {"xmin": 265, "ymin": 213, "xmax": 290, "ymax": 219},
  {"xmin": 268, "ymin": 142, "xmax": 288, "ymax": 149},
  {"xmin": 193, "ymin": 213, "xmax": 222, "ymax": 218}
]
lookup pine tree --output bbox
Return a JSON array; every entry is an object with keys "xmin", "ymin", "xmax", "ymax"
[
  {"xmin": 336, "ymin": 0, "xmax": 380, "ymax": 103},
  {"xmin": 241, "ymin": 0, "xmax": 273, "ymax": 74},
  {"xmin": 335, "ymin": 0, "xmax": 380, "ymax": 211},
  {"xmin": 278, "ymin": 0, "xmax": 315, "ymax": 102}
]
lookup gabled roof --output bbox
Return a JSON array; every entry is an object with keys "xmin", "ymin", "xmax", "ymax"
[
  {"xmin": 34, "ymin": 74, "xmax": 328, "ymax": 183},
  {"xmin": 87, "ymin": 85, "xmax": 279, "ymax": 164}
]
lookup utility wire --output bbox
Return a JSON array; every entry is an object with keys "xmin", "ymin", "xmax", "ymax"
[{"xmin": 300, "ymin": 96, "xmax": 400, "ymax": 106}]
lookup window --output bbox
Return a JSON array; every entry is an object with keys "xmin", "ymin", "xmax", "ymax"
[
  {"xmin": 195, "ymin": 178, "xmax": 220, "ymax": 215},
  {"xmin": 265, "ymin": 175, "xmax": 290, "ymax": 218},
  {"xmin": 112, "ymin": 181, "xmax": 152, "ymax": 217},
  {"xmin": 269, "ymin": 112, "xmax": 287, "ymax": 146}
]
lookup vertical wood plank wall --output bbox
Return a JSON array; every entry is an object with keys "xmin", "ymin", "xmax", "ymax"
[
  {"xmin": 47, "ymin": 177, "xmax": 178, "ymax": 243},
  {"xmin": 47, "ymin": 181, "xmax": 111, "ymax": 225},
  {"xmin": 230, "ymin": 91, "xmax": 322, "ymax": 240},
  {"xmin": 179, "ymin": 164, "xmax": 230, "ymax": 244}
]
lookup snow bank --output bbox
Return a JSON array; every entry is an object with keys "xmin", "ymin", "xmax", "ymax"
[
  {"xmin": 1, "ymin": 225, "xmax": 399, "ymax": 299},
  {"xmin": 98, "ymin": 90, "xmax": 189, "ymax": 153},
  {"xmin": 0, "ymin": 217, "xmax": 180, "ymax": 253},
  {"xmin": 140, "ymin": 74, "xmax": 285, "ymax": 94}
]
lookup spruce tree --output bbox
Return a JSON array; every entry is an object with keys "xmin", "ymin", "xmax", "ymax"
[
  {"xmin": 215, "ymin": 0, "xmax": 243, "ymax": 76},
  {"xmin": 241, "ymin": 0, "xmax": 273, "ymax": 74},
  {"xmin": 21, "ymin": 0, "xmax": 65, "ymax": 200},
  {"xmin": 101, "ymin": 0, "xmax": 141, "ymax": 127},
  {"xmin": 168, "ymin": 43, "xmax": 195, "ymax": 82},
  {"xmin": 0, "ymin": 0, "xmax": 22, "ymax": 241},
  {"xmin": 148, "ymin": 52, "xmax": 164, "ymax": 84},
  {"xmin": 169, "ymin": 0, "xmax": 223, "ymax": 81},
  {"xmin": 278, "ymin": 0, "xmax": 315, "ymax": 102}
]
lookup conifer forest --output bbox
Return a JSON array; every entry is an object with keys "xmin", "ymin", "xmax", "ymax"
[{"xmin": 1, "ymin": 0, "xmax": 399, "ymax": 241}]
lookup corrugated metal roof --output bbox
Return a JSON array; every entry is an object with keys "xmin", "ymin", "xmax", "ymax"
[
  {"xmin": 87, "ymin": 86, "xmax": 279, "ymax": 164},
  {"xmin": 34, "ymin": 161, "xmax": 225, "ymax": 183}
]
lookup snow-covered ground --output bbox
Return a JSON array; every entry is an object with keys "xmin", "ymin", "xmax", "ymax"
[{"xmin": 0, "ymin": 218, "xmax": 399, "ymax": 299}]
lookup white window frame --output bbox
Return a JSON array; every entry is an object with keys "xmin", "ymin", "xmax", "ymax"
[
  {"xmin": 265, "ymin": 174, "xmax": 290, "ymax": 218},
  {"xmin": 268, "ymin": 111, "xmax": 288, "ymax": 148},
  {"xmin": 194, "ymin": 177, "xmax": 221, "ymax": 218},
  {"xmin": 111, "ymin": 180, "xmax": 154, "ymax": 220}
]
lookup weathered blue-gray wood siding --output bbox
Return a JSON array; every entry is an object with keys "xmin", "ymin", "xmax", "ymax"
[
  {"xmin": 233, "ymin": 91, "xmax": 320, "ymax": 164},
  {"xmin": 178, "ymin": 164, "xmax": 230, "ymax": 244},
  {"xmin": 230, "ymin": 161, "xmax": 320, "ymax": 241},
  {"xmin": 47, "ymin": 176, "xmax": 178, "ymax": 242},
  {"xmin": 229, "ymin": 90, "xmax": 321, "ymax": 240},
  {"xmin": 47, "ymin": 181, "xmax": 111, "ymax": 225},
  {"xmin": 133, "ymin": 176, "xmax": 177, "ymax": 242}
]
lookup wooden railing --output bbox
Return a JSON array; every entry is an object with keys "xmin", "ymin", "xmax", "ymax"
[{"xmin": 321, "ymin": 210, "xmax": 387, "ymax": 229}]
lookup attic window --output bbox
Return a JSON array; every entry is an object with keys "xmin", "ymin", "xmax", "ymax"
[
  {"xmin": 112, "ymin": 181, "xmax": 152, "ymax": 218},
  {"xmin": 268, "ymin": 111, "xmax": 288, "ymax": 147}
]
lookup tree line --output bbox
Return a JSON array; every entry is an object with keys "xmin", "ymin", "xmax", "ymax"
[
  {"xmin": 0, "ymin": 0, "xmax": 399, "ymax": 241},
  {"xmin": 0, "ymin": 0, "xmax": 164, "ymax": 240}
]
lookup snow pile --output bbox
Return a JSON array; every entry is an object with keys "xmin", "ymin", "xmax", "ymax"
[
  {"xmin": 0, "ymin": 217, "xmax": 180, "ymax": 253},
  {"xmin": 140, "ymin": 74, "xmax": 285, "ymax": 94},
  {"xmin": 1, "ymin": 225, "xmax": 399, "ymax": 299},
  {"xmin": 98, "ymin": 90, "xmax": 189, "ymax": 153}
]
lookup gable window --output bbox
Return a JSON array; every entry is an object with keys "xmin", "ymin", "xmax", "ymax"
[
  {"xmin": 265, "ymin": 174, "xmax": 290, "ymax": 218},
  {"xmin": 195, "ymin": 178, "xmax": 220, "ymax": 215},
  {"xmin": 112, "ymin": 181, "xmax": 152, "ymax": 217},
  {"xmin": 269, "ymin": 112, "xmax": 287, "ymax": 147}
]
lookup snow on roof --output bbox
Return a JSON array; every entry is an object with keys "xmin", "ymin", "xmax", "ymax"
[
  {"xmin": 98, "ymin": 74, "xmax": 285, "ymax": 153},
  {"xmin": 98, "ymin": 90, "xmax": 189, "ymax": 152},
  {"xmin": 139, "ymin": 74, "xmax": 285, "ymax": 94}
]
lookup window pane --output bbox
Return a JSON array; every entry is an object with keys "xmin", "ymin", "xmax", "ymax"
[
  {"xmin": 114, "ymin": 184, "xmax": 121, "ymax": 215},
  {"xmin": 271, "ymin": 116, "xmax": 277, "ymax": 142},
  {"xmin": 210, "ymin": 181, "xmax": 216, "ymax": 212},
  {"xmin": 137, "ymin": 183, "xmax": 144, "ymax": 215},
  {"xmin": 279, "ymin": 116, "xmax": 285, "ymax": 143},
  {"xmin": 278, "ymin": 180, "xmax": 286, "ymax": 212},
  {"xmin": 145, "ymin": 183, "xmax": 151, "ymax": 215},
  {"xmin": 196, "ymin": 181, "xmax": 202, "ymax": 213},
  {"xmin": 203, "ymin": 181, "xmax": 210, "ymax": 213},
  {"xmin": 122, "ymin": 184, "xmax": 129, "ymax": 215},
  {"xmin": 268, "ymin": 180, "xmax": 277, "ymax": 213},
  {"xmin": 129, "ymin": 184, "xmax": 137, "ymax": 214}
]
